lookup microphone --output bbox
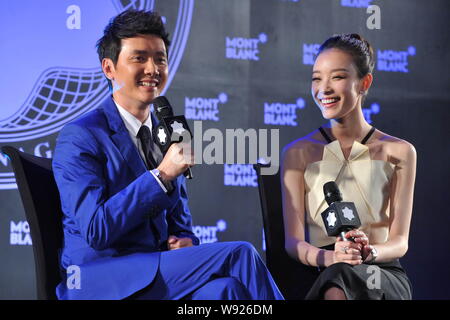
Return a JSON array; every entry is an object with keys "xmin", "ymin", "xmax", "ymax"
[
  {"xmin": 320, "ymin": 181, "xmax": 361, "ymax": 242},
  {"xmin": 152, "ymin": 96, "xmax": 193, "ymax": 179}
]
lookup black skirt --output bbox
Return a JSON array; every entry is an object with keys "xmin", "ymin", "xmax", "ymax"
[{"xmin": 304, "ymin": 244, "xmax": 412, "ymax": 300}]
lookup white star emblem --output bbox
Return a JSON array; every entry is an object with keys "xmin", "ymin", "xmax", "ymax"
[
  {"xmin": 342, "ymin": 206, "xmax": 355, "ymax": 221},
  {"xmin": 157, "ymin": 127, "xmax": 167, "ymax": 144},
  {"xmin": 171, "ymin": 121, "xmax": 186, "ymax": 135},
  {"xmin": 326, "ymin": 211, "xmax": 337, "ymax": 227},
  {"xmin": 216, "ymin": 220, "xmax": 227, "ymax": 232}
]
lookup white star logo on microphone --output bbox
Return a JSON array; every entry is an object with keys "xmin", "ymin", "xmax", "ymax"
[
  {"xmin": 157, "ymin": 127, "xmax": 167, "ymax": 144},
  {"xmin": 326, "ymin": 211, "xmax": 337, "ymax": 228},
  {"xmin": 171, "ymin": 121, "xmax": 186, "ymax": 135},
  {"xmin": 342, "ymin": 206, "xmax": 355, "ymax": 221}
]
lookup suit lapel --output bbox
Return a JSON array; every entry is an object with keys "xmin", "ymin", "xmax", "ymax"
[{"xmin": 101, "ymin": 96, "xmax": 147, "ymax": 179}]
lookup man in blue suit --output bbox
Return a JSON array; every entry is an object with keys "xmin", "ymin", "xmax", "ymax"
[{"xmin": 52, "ymin": 10, "xmax": 283, "ymax": 300}]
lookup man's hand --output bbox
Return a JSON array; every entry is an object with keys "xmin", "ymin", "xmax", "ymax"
[
  {"xmin": 157, "ymin": 142, "xmax": 194, "ymax": 182},
  {"xmin": 167, "ymin": 235, "xmax": 193, "ymax": 250}
]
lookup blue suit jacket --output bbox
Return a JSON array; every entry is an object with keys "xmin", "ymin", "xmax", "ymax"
[{"xmin": 52, "ymin": 96, "xmax": 199, "ymax": 300}]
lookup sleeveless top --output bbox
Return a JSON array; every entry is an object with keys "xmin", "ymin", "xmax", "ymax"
[{"xmin": 304, "ymin": 127, "xmax": 395, "ymax": 247}]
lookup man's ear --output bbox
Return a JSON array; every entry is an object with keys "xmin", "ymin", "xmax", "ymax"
[{"xmin": 101, "ymin": 58, "xmax": 115, "ymax": 80}]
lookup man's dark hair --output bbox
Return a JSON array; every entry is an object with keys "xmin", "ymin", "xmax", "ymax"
[{"xmin": 96, "ymin": 10, "xmax": 170, "ymax": 90}]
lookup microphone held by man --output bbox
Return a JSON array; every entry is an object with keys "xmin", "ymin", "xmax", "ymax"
[{"xmin": 152, "ymin": 96, "xmax": 194, "ymax": 179}]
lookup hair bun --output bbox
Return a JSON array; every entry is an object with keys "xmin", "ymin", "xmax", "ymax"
[{"xmin": 349, "ymin": 33, "xmax": 363, "ymax": 41}]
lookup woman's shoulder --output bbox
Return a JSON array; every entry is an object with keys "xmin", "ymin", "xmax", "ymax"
[
  {"xmin": 282, "ymin": 130, "xmax": 327, "ymax": 170},
  {"xmin": 283, "ymin": 130, "xmax": 326, "ymax": 153},
  {"xmin": 374, "ymin": 129, "xmax": 417, "ymax": 165}
]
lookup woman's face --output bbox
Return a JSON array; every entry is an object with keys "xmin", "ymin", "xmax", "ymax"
[{"xmin": 311, "ymin": 48, "xmax": 364, "ymax": 120}]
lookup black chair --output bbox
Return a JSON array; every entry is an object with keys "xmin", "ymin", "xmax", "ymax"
[
  {"xmin": 2, "ymin": 146, "xmax": 63, "ymax": 300},
  {"xmin": 254, "ymin": 163, "xmax": 318, "ymax": 300}
]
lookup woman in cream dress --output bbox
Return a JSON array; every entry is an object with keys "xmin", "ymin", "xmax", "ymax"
[{"xmin": 282, "ymin": 34, "xmax": 416, "ymax": 300}]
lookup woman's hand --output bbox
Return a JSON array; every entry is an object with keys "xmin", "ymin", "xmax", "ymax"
[
  {"xmin": 344, "ymin": 230, "xmax": 373, "ymax": 262},
  {"xmin": 333, "ymin": 235, "xmax": 363, "ymax": 265}
]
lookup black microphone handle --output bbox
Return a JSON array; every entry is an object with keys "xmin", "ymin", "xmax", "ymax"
[{"xmin": 340, "ymin": 230, "xmax": 356, "ymax": 243}]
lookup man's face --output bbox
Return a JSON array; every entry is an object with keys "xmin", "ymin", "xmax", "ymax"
[{"xmin": 105, "ymin": 34, "xmax": 168, "ymax": 110}]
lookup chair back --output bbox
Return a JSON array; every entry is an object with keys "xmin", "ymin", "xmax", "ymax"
[
  {"xmin": 254, "ymin": 163, "xmax": 318, "ymax": 299},
  {"xmin": 2, "ymin": 146, "xmax": 63, "ymax": 300}
]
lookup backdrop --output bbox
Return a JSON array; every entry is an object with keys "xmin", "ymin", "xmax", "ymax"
[{"xmin": 1, "ymin": 0, "xmax": 449, "ymax": 299}]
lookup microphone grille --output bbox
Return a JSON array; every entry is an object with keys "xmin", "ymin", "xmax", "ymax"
[
  {"xmin": 323, "ymin": 181, "xmax": 342, "ymax": 205},
  {"xmin": 152, "ymin": 96, "xmax": 173, "ymax": 120}
]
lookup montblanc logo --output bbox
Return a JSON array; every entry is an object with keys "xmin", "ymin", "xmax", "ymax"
[
  {"xmin": 10, "ymin": 220, "xmax": 32, "ymax": 246},
  {"xmin": 157, "ymin": 127, "xmax": 168, "ymax": 145},
  {"xmin": 302, "ymin": 43, "xmax": 321, "ymax": 65},
  {"xmin": 226, "ymin": 33, "xmax": 268, "ymax": 61},
  {"xmin": 326, "ymin": 211, "xmax": 337, "ymax": 228},
  {"xmin": 264, "ymin": 98, "xmax": 306, "ymax": 126},
  {"xmin": 192, "ymin": 220, "xmax": 227, "ymax": 244},
  {"xmin": 170, "ymin": 121, "xmax": 186, "ymax": 135},
  {"xmin": 342, "ymin": 207, "xmax": 355, "ymax": 221},
  {"xmin": 377, "ymin": 46, "xmax": 416, "ymax": 73},
  {"xmin": 224, "ymin": 164, "xmax": 257, "ymax": 187},
  {"xmin": 363, "ymin": 103, "xmax": 380, "ymax": 124},
  {"xmin": 185, "ymin": 93, "xmax": 228, "ymax": 122}
]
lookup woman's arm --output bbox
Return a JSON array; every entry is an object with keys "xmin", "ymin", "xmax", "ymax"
[{"xmin": 365, "ymin": 140, "xmax": 417, "ymax": 263}]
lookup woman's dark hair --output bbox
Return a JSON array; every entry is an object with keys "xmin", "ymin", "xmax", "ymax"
[
  {"xmin": 96, "ymin": 10, "xmax": 170, "ymax": 90},
  {"xmin": 317, "ymin": 33, "xmax": 374, "ymax": 79}
]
